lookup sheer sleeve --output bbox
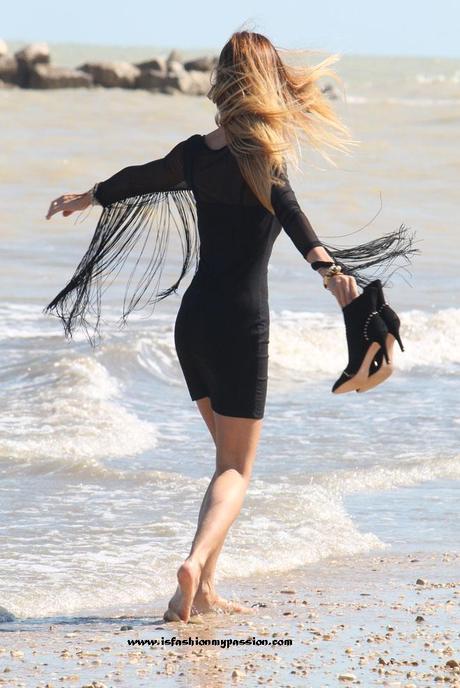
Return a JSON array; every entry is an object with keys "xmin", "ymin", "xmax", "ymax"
[
  {"xmin": 45, "ymin": 135, "xmax": 200, "ymax": 343},
  {"xmin": 270, "ymin": 170, "xmax": 420, "ymax": 285},
  {"xmin": 271, "ymin": 172, "xmax": 323, "ymax": 259},
  {"xmin": 94, "ymin": 139, "xmax": 187, "ymax": 207}
]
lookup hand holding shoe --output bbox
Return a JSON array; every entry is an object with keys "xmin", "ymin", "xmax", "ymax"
[
  {"xmin": 307, "ymin": 251, "xmax": 406, "ymax": 395},
  {"xmin": 318, "ymin": 269, "xmax": 360, "ymax": 308}
]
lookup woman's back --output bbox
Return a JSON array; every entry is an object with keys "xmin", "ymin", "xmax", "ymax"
[{"xmin": 91, "ymin": 131, "xmax": 323, "ymax": 301}]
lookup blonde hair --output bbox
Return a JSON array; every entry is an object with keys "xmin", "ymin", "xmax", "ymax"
[{"xmin": 207, "ymin": 29, "xmax": 354, "ymax": 212}]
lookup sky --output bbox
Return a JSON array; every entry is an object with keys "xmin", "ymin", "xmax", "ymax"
[{"xmin": 2, "ymin": 0, "xmax": 460, "ymax": 59}]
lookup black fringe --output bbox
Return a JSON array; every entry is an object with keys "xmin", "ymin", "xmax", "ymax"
[
  {"xmin": 321, "ymin": 223, "xmax": 421, "ymax": 288},
  {"xmin": 45, "ymin": 188, "xmax": 420, "ymax": 345},
  {"xmin": 45, "ymin": 189, "xmax": 199, "ymax": 344}
]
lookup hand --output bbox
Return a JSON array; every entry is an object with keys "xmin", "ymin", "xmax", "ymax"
[
  {"xmin": 46, "ymin": 191, "xmax": 91, "ymax": 220},
  {"xmin": 325, "ymin": 273, "xmax": 360, "ymax": 308}
]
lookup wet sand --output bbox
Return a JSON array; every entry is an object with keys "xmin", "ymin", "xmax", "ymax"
[{"xmin": 0, "ymin": 549, "xmax": 459, "ymax": 687}]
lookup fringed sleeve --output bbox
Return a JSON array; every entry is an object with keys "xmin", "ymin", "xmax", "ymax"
[
  {"xmin": 45, "ymin": 136, "xmax": 199, "ymax": 343},
  {"xmin": 320, "ymin": 224, "xmax": 420, "ymax": 288},
  {"xmin": 272, "ymin": 172, "xmax": 420, "ymax": 288}
]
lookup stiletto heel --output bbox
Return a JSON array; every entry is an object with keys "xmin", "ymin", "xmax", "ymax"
[
  {"xmin": 393, "ymin": 328, "xmax": 404, "ymax": 353},
  {"xmin": 332, "ymin": 287, "xmax": 390, "ymax": 394},
  {"xmin": 379, "ymin": 300, "xmax": 404, "ymax": 352}
]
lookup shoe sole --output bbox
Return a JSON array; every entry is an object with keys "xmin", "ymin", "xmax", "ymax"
[
  {"xmin": 356, "ymin": 334, "xmax": 396, "ymax": 393},
  {"xmin": 332, "ymin": 336, "xmax": 394, "ymax": 395}
]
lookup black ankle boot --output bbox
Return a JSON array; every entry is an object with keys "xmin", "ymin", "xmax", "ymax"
[
  {"xmin": 332, "ymin": 287, "xmax": 390, "ymax": 394},
  {"xmin": 356, "ymin": 279, "xmax": 404, "ymax": 384},
  {"xmin": 354, "ymin": 279, "xmax": 404, "ymax": 391}
]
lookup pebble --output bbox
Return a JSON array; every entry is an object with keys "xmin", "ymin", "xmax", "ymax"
[
  {"xmin": 232, "ymin": 668, "xmax": 246, "ymax": 678},
  {"xmin": 338, "ymin": 673, "xmax": 357, "ymax": 681}
]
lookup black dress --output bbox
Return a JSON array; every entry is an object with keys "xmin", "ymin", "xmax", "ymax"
[
  {"xmin": 46, "ymin": 133, "xmax": 417, "ymax": 419},
  {"xmin": 174, "ymin": 135, "xmax": 323, "ymax": 419}
]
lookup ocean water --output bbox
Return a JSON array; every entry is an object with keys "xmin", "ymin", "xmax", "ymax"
[{"xmin": 0, "ymin": 45, "xmax": 459, "ymax": 621}]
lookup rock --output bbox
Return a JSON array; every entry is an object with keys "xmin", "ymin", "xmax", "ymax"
[
  {"xmin": 15, "ymin": 42, "xmax": 50, "ymax": 87},
  {"xmin": 232, "ymin": 668, "xmax": 245, "ymax": 678},
  {"xmin": 446, "ymin": 660, "xmax": 459, "ymax": 668},
  {"xmin": 78, "ymin": 61, "xmax": 141, "ymax": 88},
  {"xmin": 166, "ymin": 49, "xmax": 184, "ymax": 64},
  {"xmin": 178, "ymin": 70, "xmax": 211, "ymax": 96},
  {"xmin": 415, "ymin": 615, "xmax": 425, "ymax": 622},
  {"xmin": 136, "ymin": 69, "xmax": 176, "ymax": 92},
  {"xmin": 120, "ymin": 625, "xmax": 133, "ymax": 631},
  {"xmin": 136, "ymin": 68, "xmax": 210, "ymax": 96},
  {"xmin": 338, "ymin": 673, "xmax": 357, "ymax": 681},
  {"xmin": 0, "ymin": 606, "xmax": 16, "ymax": 622},
  {"xmin": 0, "ymin": 39, "xmax": 8, "ymax": 57},
  {"xmin": 0, "ymin": 55, "xmax": 18, "ymax": 84},
  {"xmin": 167, "ymin": 60, "xmax": 187, "ymax": 77},
  {"xmin": 135, "ymin": 56, "xmax": 167, "ymax": 74},
  {"xmin": 15, "ymin": 42, "xmax": 50, "ymax": 65},
  {"xmin": 29, "ymin": 64, "xmax": 93, "ymax": 89},
  {"xmin": 416, "ymin": 578, "xmax": 427, "ymax": 585},
  {"xmin": 184, "ymin": 56, "xmax": 216, "ymax": 72}
]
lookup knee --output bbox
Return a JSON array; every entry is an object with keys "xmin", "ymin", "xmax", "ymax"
[{"xmin": 215, "ymin": 459, "xmax": 252, "ymax": 483}]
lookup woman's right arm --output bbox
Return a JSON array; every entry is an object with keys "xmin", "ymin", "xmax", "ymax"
[{"xmin": 45, "ymin": 138, "xmax": 188, "ymax": 220}]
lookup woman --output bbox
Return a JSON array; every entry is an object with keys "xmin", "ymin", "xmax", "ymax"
[{"xmin": 45, "ymin": 31, "xmax": 415, "ymax": 623}]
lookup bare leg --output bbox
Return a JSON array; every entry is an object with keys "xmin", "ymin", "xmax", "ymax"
[
  {"xmin": 164, "ymin": 399, "xmax": 262, "ymax": 623},
  {"xmin": 192, "ymin": 399, "xmax": 221, "ymax": 593},
  {"xmin": 189, "ymin": 398, "xmax": 239, "ymax": 595}
]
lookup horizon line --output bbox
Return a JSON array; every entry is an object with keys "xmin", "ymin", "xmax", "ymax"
[{"xmin": 2, "ymin": 37, "xmax": 459, "ymax": 61}]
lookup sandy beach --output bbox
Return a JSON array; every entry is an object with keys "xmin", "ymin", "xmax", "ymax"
[{"xmin": 1, "ymin": 549, "xmax": 458, "ymax": 687}]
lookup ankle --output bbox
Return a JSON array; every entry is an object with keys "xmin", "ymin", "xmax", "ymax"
[
  {"xmin": 196, "ymin": 579, "xmax": 215, "ymax": 598},
  {"xmin": 180, "ymin": 555, "xmax": 203, "ymax": 577}
]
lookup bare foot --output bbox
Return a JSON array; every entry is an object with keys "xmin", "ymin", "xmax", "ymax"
[
  {"xmin": 192, "ymin": 589, "xmax": 255, "ymax": 617},
  {"xmin": 163, "ymin": 559, "xmax": 202, "ymax": 624}
]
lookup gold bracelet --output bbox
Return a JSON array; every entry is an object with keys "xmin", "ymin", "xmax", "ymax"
[{"xmin": 323, "ymin": 264, "xmax": 342, "ymax": 289}]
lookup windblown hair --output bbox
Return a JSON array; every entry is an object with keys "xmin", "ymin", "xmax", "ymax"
[{"xmin": 207, "ymin": 29, "xmax": 353, "ymax": 212}]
